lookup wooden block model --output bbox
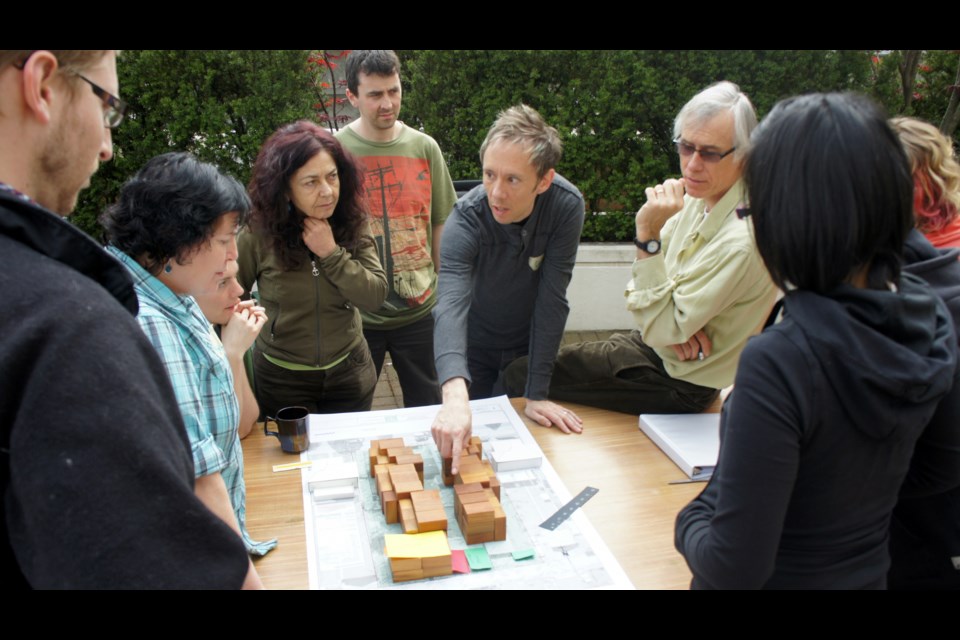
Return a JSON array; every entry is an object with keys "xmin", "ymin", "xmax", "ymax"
[
  {"xmin": 386, "ymin": 530, "xmax": 454, "ymax": 582},
  {"xmin": 387, "ymin": 463, "xmax": 423, "ymax": 498},
  {"xmin": 409, "ymin": 489, "xmax": 447, "ymax": 532},
  {"xmin": 398, "ymin": 498, "xmax": 418, "ymax": 534},
  {"xmin": 397, "ymin": 490, "xmax": 450, "ymax": 535},
  {"xmin": 377, "ymin": 435, "xmax": 504, "ymax": 581},
  {"xmin": 386, "ymin": 447, "xmax": 424, "ymax": 483},
  {"xmin": 453, "ymin": 482, "xmax": 506, "ymax": 545},
  {"xmin": 369, "ymin": 438, "xmax": 408, "ymax": 475},
  {"xmin": 374, "ymin": 463, "xmax": 399, "ymax": 524},
  {"xmin": 374, "ymin": 461, "xmax": 425, "ymax": 526},
  {"xmin": 455, "ymin": 454, "xmax": 500, "ymax": 500},
  {"xmin": 389, "ymin": 551, "xmax": 453, "ymax": 582},
  {"xmin": 441, "ymin": 436, "xmax": 483, "ymax": 486}
]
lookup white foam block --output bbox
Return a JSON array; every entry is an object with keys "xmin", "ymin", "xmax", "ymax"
[
  {"xmin": 311, "ymin": 485, "xmax": 357, "ymax": 502},
  {"xmin": 307, "ymin": 460, "xmax": 359, "ymax": 491},
  {"xmin": 488, "ymin": 439, "xmax": 542, "ymax": 472}
]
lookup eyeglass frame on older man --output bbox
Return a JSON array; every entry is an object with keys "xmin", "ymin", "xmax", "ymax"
[
  {"xmin": 12, "ymin": 50, "xmax": 127, "ymax": 129},
  {"xmin": 673, "ymin": 137, "xmax": 736, "ymax": 164}
]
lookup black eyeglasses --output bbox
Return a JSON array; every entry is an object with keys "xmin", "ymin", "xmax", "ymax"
[
  {"xmin": 674, "ymin": 138, "xmax": 736, "ymax": 164},
  {"xmin": 70, "ymin": 72, "xmax": 127, "ymax": 129},
  {"xmin": 13, "ymin": 51, "xmax": 127, "ymax": 129}
]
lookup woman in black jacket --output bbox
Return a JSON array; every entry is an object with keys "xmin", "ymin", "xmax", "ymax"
[{"xmin": 675, "ymin": 93, "xmax": 960, "ymax": 589}]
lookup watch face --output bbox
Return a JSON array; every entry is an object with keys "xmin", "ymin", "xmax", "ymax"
[{"xmin": 634, "ymin": 237, "xmax": 660, "ymax": 253}]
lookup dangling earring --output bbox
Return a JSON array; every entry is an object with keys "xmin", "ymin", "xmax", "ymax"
[{"xmin": 164, "ymin": 263, "xmax": 173, "ymax": 274}]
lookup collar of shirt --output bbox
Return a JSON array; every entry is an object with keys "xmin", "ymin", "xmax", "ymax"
[
  {"xmin": 0, "ymin": 181, "xmax": 35, "ymax": 205},
  {"xmin": 107, "ymin": 245, "xmax": 195, "ymax": 314},
  {"xmin": 689, "ymin": 180, "xmax": 746, "ymax": 244},
  {"xmin": 107, "ymin": 244, "xmax": 229, "ymax": 379}
]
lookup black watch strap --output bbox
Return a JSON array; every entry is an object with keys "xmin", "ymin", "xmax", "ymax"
[{"xmin": 634, "ymin": 237, "xmax": 661, "ymax": 254}]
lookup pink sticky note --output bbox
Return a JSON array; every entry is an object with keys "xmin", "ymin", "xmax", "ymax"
[{"xmin": 451, "ymin": 549, "xmax": 470, "ymax": 574}]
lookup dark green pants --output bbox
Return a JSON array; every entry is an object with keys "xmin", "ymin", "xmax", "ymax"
[
  {"xmin": 253, "ymin": 341, "xmax": 377, "ymax": 418},
  {"xmin": 503, "ymin": 330, "xmax": 718, "ymax": 415}
]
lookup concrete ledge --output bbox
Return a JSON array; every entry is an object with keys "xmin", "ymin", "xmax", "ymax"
[{"xmin": 566, "ymin": 243, "xmax": 636, "ymax": 331}]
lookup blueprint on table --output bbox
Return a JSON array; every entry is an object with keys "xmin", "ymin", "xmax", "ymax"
[{"xmin": 299, "ymin": 395, "xmax": 633, "ymax": 590}]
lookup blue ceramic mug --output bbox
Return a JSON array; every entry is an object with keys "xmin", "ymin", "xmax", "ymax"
[{"xmin": 264, "ymin": 406, "xmax": 310, "ymax": 453}]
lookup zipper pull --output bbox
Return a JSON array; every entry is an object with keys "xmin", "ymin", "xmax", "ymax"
[{"xmin": 311, "ymin": 259, "xmax": 319, "ymax": 277}]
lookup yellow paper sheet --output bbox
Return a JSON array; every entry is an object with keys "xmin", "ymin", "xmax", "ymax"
[{"xmin": 384, "ymin": 531, "xmax": 450, "ymax": 558}]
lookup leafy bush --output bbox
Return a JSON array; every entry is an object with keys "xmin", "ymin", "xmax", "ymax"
[{"xmin": 581, "ymin": 211, "xmax": 637, "ymax": 243}]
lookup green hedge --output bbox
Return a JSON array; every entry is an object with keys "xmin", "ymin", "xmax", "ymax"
[{"xmin": 76, "ymin": 50, "xmax": 959, "ymax": 243}]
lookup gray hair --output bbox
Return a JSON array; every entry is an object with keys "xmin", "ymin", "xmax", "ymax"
[
  {"xmin": 673, "ymin": 81, "xmax": 757, "ymax": 162},
  {"xmin": 480, "ymin": 104, "xmax": 562, "ymax": 179}
]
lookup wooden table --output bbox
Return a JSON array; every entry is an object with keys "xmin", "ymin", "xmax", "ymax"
[
  {"xmin": 243, "ymin": 430, "xmax": 309, "ymax": 590},
  {"xmin": 244, "ymin": 398, "xmax": 709, "ymax": 589}
]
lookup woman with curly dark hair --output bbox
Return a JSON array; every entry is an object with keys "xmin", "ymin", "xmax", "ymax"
[{"xmin": 239, "ymin": 121, "xmax": 387, "ymax": 416}]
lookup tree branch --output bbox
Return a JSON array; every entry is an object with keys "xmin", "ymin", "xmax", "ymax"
[
  {"xmin": 939, "ymin": 54, "xmax": 960, "ymax": 138},
  {"xmin": 900, "ymin": 50, "xmax": 922, "ymax": 112}
]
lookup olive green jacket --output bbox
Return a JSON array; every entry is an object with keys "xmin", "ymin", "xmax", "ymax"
[{"xmin": 237, "ymin": 226, "xmax": 387, "ymax": 368}]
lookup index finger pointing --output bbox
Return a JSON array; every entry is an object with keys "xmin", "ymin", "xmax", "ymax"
[{"xmin": 450, "ymin": 429, "xmax": 470, "ymax": 474}]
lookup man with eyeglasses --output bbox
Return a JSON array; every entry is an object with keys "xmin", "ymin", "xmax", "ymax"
[
  {"xmin": 0, "ymin": 50, "xmax": 254, "ymax": 588},
  {"xmin": 505, "ymin": 82, "xmax": 777, "ymax": 415}
]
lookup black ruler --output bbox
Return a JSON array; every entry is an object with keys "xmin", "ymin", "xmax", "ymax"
[{"xmin": 539, "ymin": 486, "xmax": 599, "ymax": 530}]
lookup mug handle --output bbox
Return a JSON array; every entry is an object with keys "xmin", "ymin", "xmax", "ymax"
[{"xmin": 263, "ymin": 415, "xmax": 280, "ymax": 440}]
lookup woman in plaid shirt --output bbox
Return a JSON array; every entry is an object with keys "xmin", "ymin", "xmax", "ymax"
[{"xmin": 103, "ymin": 153, "xmax": 276, "ymax": 589}]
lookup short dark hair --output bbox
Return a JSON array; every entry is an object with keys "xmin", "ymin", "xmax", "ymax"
[
  {"xmin": 248, "ymin": 120, "xmax": 369, "ymax": 271},
  {"xmin": 345, "ymin": 50, "xmax": 401, "ymax": 96},
  {"xmin": 101, "ymin": 152, "xmax": 250, "ymax": 275},
  {"xmin": 745, "ymin": 93, "xmax": 913, "ymax": 293}
]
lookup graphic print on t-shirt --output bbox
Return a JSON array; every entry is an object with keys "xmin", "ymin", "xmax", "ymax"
[{"xmin": 359, "ymin": 155, "xmax": 434, "ymax": 310}]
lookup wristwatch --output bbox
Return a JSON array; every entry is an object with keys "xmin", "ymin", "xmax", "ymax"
[{"xmin": 633, "ymin": 237, "xmax": 661, "ymax": 254}]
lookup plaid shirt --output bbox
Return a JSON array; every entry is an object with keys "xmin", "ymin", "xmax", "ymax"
[{"xmin": 108, "ymin": 247, "xmax": 276, "ymax": 555}]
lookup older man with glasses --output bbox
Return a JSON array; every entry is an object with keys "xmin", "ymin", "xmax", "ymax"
[
  {"xmin": 0, "ymin": 50, "xmax": 255, "ymax": 589},
  {"xmin": 505, "ymin": 81, "xmax": 778, "ymax": 416}
]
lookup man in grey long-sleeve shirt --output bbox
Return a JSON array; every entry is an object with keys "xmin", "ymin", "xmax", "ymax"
[{"xmin": 431, "ymin": 105, "xmax": 585, "ymax": 471}]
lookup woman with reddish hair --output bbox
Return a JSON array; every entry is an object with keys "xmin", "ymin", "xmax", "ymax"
[
  {"xmin": 238, "ymin": 121, "xmax": 387, "ymax": 416},
  {"xmin": 890, "ymin": 117, "xmax": 960, "ymax": 249}
]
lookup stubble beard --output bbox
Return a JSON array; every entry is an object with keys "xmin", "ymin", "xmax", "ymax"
[{"xmin": 38, "ymin": 107, "xmax": 93, "ymax": 216}]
